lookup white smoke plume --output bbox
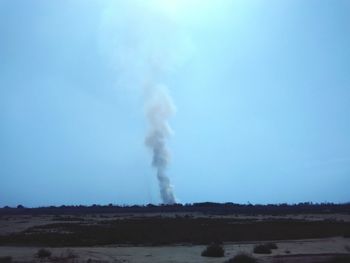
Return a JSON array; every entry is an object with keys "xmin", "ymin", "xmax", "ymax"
[
  {"xmin": 99, "ymin": 1, "xmax": 195, "ymax": 204},
  {"xmin": 145, "ymin": 84, "xmax": 176, "ymax": 204}
]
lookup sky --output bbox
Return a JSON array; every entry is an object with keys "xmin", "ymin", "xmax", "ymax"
[{"xmin": 0, "ymin": 0, "xmax": 349, "ymax": 207}]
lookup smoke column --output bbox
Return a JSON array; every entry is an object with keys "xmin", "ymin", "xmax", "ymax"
[
  {"xmin": 145, "ymin": 84, "xmax": 176, "ymax": 204},
  {"xmin": 100, "ymin": 1, "xmax": 196, "ymax": 203}
]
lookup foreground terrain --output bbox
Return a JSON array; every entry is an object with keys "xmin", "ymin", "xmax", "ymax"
[{"xmin": 0, "ymin": 203, "xmax": 349, "ymax": 262}]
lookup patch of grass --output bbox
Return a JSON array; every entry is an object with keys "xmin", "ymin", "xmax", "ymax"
[
  {"xmin": 253, "ymin": 244, "xmax": 271, "ymax": 254},
  {"xmin": 0, "ymin": 256, "xmax": 12, "ymax": 263},
  {"xmin": 36, "ymin": 248, "xmax": 51, "ymax": 259},
  {"xmin": 225, "ymin": 253, "xmax": 257, "ymax": 263},
  {"xmin": 201, "ymin": 243, "xmax": 225, "ymax": 257}
]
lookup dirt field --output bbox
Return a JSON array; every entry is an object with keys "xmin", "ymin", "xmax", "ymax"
[{"xmin": 0, "ymin": 207, "xmax": 349, "ymax": 262}]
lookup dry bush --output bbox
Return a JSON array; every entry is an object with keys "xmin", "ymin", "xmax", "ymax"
[
  {"xmin": 201, "ymin": 243, "xmax": 225, "ymax": 257},
  {"xmin": 253, "ymin": 244, "xmax": 271, "ymax": 254},
  {"xmin": 265, "ymin": 242, "xmax": 278, "ymax": 249}
]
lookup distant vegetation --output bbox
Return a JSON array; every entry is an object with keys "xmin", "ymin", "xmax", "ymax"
[{"xmin": 1, "ymin": 202, "xmax": 349, "ymax": 216}]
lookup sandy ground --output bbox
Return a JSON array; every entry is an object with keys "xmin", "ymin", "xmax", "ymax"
[{"xmin": 0, "ymin": 237, "xmax": 349, "ymax": 262}]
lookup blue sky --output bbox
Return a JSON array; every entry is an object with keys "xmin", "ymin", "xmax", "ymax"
[{"xmin": 1, "ymin": 0, "xmax": 349, "ymax": 207}]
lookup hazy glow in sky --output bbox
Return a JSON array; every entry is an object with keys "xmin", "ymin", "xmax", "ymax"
[
  {"xmin": 152, "ymin": 0, "xmax": 194, "ymax": 15},
  {"xmin": 150, "ymin": 0, "xmax": 213, "ymax": 18},
  {"xmin": 0, "ymin": 0, "xmax": 349, "ymax": 206}
]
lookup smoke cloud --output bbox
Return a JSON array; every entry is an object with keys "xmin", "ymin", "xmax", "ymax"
[
  {"xmin": 100, "ymin": 1, "xmax": 194, "ymax": 203},
  {"xmin": 145, "ymin": 85, "xmax": 176, "ymax": 204}
]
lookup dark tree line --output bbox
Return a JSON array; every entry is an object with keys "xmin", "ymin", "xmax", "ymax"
[{"xmin": 1, "ymin": 202, "xmax": 349, "ymax": 215}]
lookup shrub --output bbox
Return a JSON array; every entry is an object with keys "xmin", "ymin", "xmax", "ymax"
[
  {"xmin": 225, "ymin": 253, "xmax": 257, "ymax": 263},
  {"xmin": 36, "ymin": 248, "xmax": 52, "ymax": 259},
  {"xmin": 265, "ymin": 242, "xmax": 278, "ymax": 249},
  {"xmin": 253, "ymin": 244, "xmax": 271, "ymax": 254},
  {"xmin": 0, "ymin": 256, "xmax": 12, "ymax": 263},
  {"xmin": 201, "ymin": 243, "xmax": 225, "ymax": 257}
]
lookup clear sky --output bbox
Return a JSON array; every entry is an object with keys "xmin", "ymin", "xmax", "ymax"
[{"xmin": 1, "ymin": 0, "xmax": 349, "ymax": 207}]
